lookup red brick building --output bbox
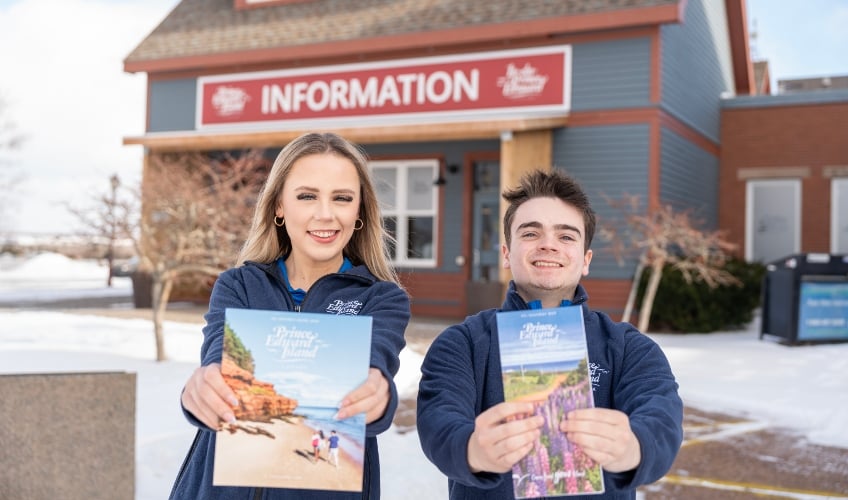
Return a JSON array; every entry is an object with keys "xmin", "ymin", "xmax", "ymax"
[{"xmin": 720, "ymin": 92, "xmax": 848, "ymax": 262}]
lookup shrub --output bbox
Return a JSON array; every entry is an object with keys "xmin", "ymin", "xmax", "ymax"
[{"xmin": 636, "ymin": 257, "xmax": 766, "ymax": 333}]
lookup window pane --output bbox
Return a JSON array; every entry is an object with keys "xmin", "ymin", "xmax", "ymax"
[
  {"xmin": 407, "ymin": 216, "xmax": 433, "ymax": 259},
  {"xmin": 372, "ymin": 168, "xmax": 397, "ymax": 210},
  {"xmin": 407, "ymin": 166, "xmax": 434, "ymax": 210},
  {"xmin": 383, "ymin": 216, "xmax": 397, "ymax": 260}
]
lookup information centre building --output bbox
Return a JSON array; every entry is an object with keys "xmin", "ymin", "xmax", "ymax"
[{"xmin": 125, "ymin": 0, "xmax": 761, "ymax": 318}]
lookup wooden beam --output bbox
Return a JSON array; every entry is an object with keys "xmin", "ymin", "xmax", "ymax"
[{"xmin": 123, "ymin": 116, "xmax": 569, "ymax": 152}]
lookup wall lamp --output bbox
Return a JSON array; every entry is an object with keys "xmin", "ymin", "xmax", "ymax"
[{"xmin": 433, "ymin": 163, "xmax": 460, "ymax": 186}]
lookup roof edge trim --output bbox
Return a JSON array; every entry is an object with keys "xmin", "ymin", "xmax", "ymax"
[{"xmin": 124, "ymin": 3, "xmax": 683, "ymax": 74}]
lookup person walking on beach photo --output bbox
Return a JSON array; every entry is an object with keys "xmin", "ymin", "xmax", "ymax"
[
  {"xmin": 328, "ymin": 430, "xmax": 341, "ymax": 469},
  {"xmin": 168, "ymin": 132, "xmax": 411, "ymax": 500},
  {"xmin": 311, "ymin": 431, "xmax": 322, "ymax": 464}
]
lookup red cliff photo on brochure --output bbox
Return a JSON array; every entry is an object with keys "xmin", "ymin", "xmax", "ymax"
[{"xmin": 213, "ymin": 308, "xmax": 372, "ymax": 492}]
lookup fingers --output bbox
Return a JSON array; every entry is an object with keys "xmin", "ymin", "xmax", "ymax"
[
  {"xmin": 181, "ymin": 363, "xmax": 239, "ymax": 430},
  {"xmin": 467, "ymin": 402, "xmax": 544, "ymax": 473},
  {"xmin": 559, "ymin": 408, "xmax": 641, "ymax": 472},
  {"xmin": 336, "ymin": 368, "xmax": 389, "ymax": 423},
  {"xmin": 478, "ymin": 401, "xmax": 537, "ymax": 427}
]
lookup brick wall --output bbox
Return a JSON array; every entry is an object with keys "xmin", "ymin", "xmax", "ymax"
[{"xmin": 720, "ymin": 101, "xmax": 848, "ymax": 257}]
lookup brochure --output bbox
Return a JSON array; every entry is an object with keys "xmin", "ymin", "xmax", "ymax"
[
  {"xmin": 213, "ymin": 308, "xmax": 372, "ymax": 492},
  {"xmin": 496, "ymin": 306, "xmax": 604, "ymax": 497}
]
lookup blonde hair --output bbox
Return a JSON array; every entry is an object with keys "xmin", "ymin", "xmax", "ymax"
[{"xmin": 237, "ymin": 132, "xmax": 400, "ymax": 285}]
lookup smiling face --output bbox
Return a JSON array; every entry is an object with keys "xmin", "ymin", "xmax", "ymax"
[
  {"xmin": 502, "ymin": 196, "xmax": 593, "ymax": 308},
  {"xmin": 275, "ymin": 153, "xmax": 361, "ymax": 282}
]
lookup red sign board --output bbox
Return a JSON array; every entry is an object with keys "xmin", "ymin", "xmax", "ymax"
[{"xmin": 196, "ymin": 45, "xmax": 571, "ymax": 129}]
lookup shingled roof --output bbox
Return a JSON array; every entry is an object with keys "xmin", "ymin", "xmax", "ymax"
[{"xmin": 125, "ymin": 0, "xmax": 681, "ymax": 72}]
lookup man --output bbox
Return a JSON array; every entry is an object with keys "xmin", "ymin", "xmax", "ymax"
[
  {"xmin": 328, "ymin": 430, "xmax": 341, "ymax": 468},
  {"xmin": 417, "ymin": 169, "xmax": 683, "ymax": 499}
]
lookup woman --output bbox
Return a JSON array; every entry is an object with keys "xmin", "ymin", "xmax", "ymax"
[{"xmin": 169, "ymin": 132, "xmax": 410, "ymax": 499}]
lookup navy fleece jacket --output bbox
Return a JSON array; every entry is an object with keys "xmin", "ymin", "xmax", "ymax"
[
  {"xmin": 417, "ymin": 282, "xmax": 683, "ymax": 500},
  {"xmin": 169, "ymin": 260, "xmax": 410, "ymax": 500}
]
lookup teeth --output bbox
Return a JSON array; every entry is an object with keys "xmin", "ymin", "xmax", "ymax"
[
  {"xmin": 534, "ymin": 261, "xmax": 561, "ymax": 267},
  {"xmin": 311, "ymin": 231, "xmax": 336, "ymax": 238}
]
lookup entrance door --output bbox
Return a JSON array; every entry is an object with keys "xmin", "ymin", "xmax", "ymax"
[
  {"xmin": 746, "ymin": 179, "xmax": 800, "ymax": 263},
  {"xmin": 466, "ymin": 160, "xmax": 503, "ymax": 314},
  {"xmin": 471, "ymin": 160, "xmax": 501, "ymax": 281}
]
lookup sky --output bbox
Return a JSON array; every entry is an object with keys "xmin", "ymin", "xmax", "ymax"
[
  {"xmin": 1, "ymin": 252, "xmax": 846, "ymax": 499},
  {"xmin": 0, "ymin": 0, "xmax": 846, "ymax": 236}
]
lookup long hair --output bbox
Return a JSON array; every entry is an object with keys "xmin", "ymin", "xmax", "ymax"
[
  {"xmin": 502, "ymin": 169, "xmax": 596, "ymax": 252},
  {"xmin": 237, "ymin": 132, "xmax": 400, "ymax": 285}
]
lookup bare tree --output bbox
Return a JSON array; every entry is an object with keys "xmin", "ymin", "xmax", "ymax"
[
  {"xmin": 66, "ymin": 174, "xmax": 138, "ymax": 286},
  {"xmin": 599, "ymin": 195, "xmax": 740, "ymax": 332},
  {"xmin": 0, "ymin": 96, "xmax": 26, "ymax": 227},
  {"xmin": 139, "ymin": 150, "xmax": 268, "ymax": 361}
]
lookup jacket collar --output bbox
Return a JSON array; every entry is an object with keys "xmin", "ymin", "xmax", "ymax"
[{"xmin": 501, "ymin": 281, "xmax": 589, "ymax": 310}]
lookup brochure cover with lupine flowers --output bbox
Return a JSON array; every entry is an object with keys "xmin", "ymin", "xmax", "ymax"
[{"xmin": 496, "ymin": 306, "xmax": 604, "ymax": 498}]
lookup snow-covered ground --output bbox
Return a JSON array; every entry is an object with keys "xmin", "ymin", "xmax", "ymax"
[{"xmin": 1, "ymin": 252, "xmax": 846, "ymax": 499}]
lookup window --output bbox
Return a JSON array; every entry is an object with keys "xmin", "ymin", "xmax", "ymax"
[
  {"xmin": 745, "ymin": 179, "xmax": 800, "ymax": 263},
  {"xmin": 370, "ymin": 160, "xmax": 439, "ymax": 267},
  {"xmin": 832, "ymin": 178, "xmax": 848, "ymax": 254}
]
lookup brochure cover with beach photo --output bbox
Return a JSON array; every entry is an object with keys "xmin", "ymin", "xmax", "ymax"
[
  {"xmin": 496, "ymin": 306, "xmax": 604, "ymax": 498},
  {"xmin": 213, "ymin": 308, "xmax": 372, "ymax": 492}
]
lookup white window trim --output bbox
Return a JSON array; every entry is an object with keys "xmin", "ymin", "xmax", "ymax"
[
  {"xmin": 369, "ymin": 159, "xmax": 439, "ymax": 268},
  {"xmin": 832, "ymin": 178, "xmax": 848, "ymax": 254},
  {"xmin": 745, "ymin": 178, "xmax": 801, "ymax": 262}
]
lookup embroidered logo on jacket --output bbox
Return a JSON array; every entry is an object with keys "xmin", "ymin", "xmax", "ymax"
[
  {"xmin": 589, "ymin": 362, "xmax": 609, "ymax": 392},
  {"xmin": 326, "ymin": 299, "xmax": 363, "ymax": 315}
]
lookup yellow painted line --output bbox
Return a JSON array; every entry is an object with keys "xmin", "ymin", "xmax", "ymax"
[
  {"xmin": 681, "ymin": 420, "xmax": 770, "ymax": 448},
  {"xmin": 661, "ymin": 474, "xmax": 848, "ymax": 499},
  {"xmin": 683, "ymin": 419, "xmax": 752, "ymax": 431}
]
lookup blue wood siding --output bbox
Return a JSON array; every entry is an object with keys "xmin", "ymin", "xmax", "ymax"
[
  {"xmin": 552, "ymin": 125, "xmax": 650, "ymax": 279},
  {"xmin": 660, "ymin": 0, "xmax": 734, "ymax": 142},
  {"xmin": 148, "ymin": 79, "xmax": 196, "ymax": 132},
  {"xmin": 572, "ymin": 38, "xmax": 652, "ymax": 111},
  {"xmin": 660, "ymin": 128, "xmax": 718, "ymax": 229},
  {"xmin": 363, "ymin": 140, "xmax": 499, "ymax": 273}
]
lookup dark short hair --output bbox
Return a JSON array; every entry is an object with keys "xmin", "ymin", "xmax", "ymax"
[{"xmin": 502, "ymin": 169, "xmax": 596, "ymax": 252}]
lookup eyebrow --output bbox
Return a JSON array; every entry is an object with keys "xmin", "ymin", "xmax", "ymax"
[
  {"xmin": 515, "ymin": 221, "xmax": 582, "ymax": 236},
  {"xmin": 293, "ymin": 185, "xmax": 357, "ymax": 195}
]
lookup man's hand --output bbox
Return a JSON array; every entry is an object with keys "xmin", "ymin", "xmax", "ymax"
[
  {"xmin": 467, "ymin": 402, "xmax": 544, "ymax": 474},
  {"xmin": 559, "ymin": 408, "xmax": 641, "ymax": 473},
  {"xmin": 336, "ymin": 367, "xmax": 390, "ymax": 424},
  {"xmin": 181, "ymin": 363, "xmax": 239, "ymax": 430}
]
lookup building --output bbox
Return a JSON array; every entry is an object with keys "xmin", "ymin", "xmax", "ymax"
[
  {"xmin": 124, "ymin": 0, "xmax": 755, "ymax": 319},
  {"xmin": 777, "ymin": 75, "xmax": 848, "ymax": 94},
  {"xmin": 720, "ymin": 87, "xmax": 848, "ymax": 262}
]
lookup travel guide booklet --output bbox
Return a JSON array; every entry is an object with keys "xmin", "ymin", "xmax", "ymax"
[
  {"xmin": 496, "ymin": 306, "xmax": 604, "ymax": 498},
  {"xmin": 213, "ymin": 308, "xmax": 372, "ymax": 492}
]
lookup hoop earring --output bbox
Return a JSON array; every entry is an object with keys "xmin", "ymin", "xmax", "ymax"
[
  {"xmin": 353, "ymin": 218, "xmax": 364, "ymax": 231},
  {"xmin": 274, "ymin": 216, "xmax": 285, "ymax": 227}
]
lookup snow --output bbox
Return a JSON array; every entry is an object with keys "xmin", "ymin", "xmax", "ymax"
[{"xmin": 1, "ymin": 252, "xmax": 846, "ymax": 499}]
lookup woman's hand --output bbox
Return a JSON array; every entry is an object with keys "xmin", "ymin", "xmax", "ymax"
[
  {"xmin": 335, "ymin": 367, "xmax": 390, "ymax": 424},
  {"xmin": 181, "ymin": 363, "xmax": 239, "ymax": 430}
]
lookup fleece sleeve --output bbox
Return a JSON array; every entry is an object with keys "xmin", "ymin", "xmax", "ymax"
[
  {"xmin": 607, "ymin": 332, "xmax": 684, "ymax": 490},
  {"xmin": 180, "ymin": 269, "xmax": 250, "ymax": 429},
  {"xmin": 416, "ymin": 325, "xmax": 504, "ymax": 490},
  {"xmin": 360, "ymin": 281, "xmax": 410, "ymax": 437}
]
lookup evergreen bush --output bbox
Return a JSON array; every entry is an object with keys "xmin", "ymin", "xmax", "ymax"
[{"xmin": 636, "ymin": 257, "xmax": 766, "ymax": 333}]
